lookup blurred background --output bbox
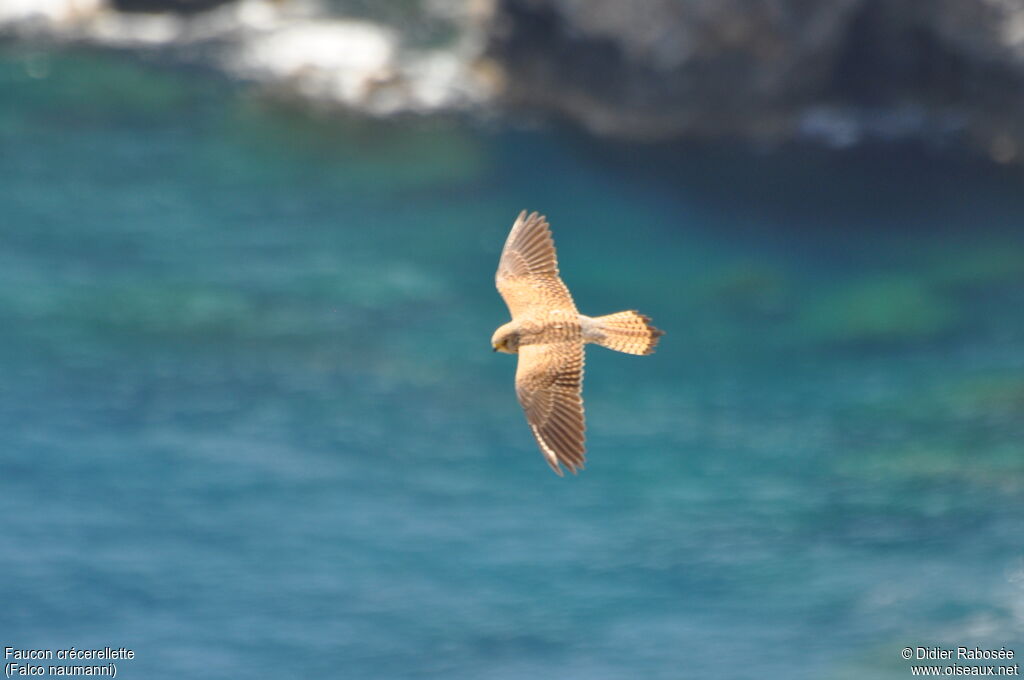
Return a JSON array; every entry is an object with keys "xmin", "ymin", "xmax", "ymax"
[{"xmin": 2, "ymin": 1, "xmax": 1024, "ymax": 678}]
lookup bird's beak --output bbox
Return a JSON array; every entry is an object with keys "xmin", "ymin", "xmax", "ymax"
[{"xmin": 492, "ymin": 346, "xmax": 498, "ymax": 352}]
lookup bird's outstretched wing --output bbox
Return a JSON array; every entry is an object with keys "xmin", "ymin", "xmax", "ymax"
[
  {"xmin": 496, "ymin": 211, "xmax": 577, "ymax": 319},
  {"xmin": 515, "ymin": 342, "xmax": 586, "ymax": 475}
]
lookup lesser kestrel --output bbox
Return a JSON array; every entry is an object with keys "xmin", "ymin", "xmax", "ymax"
[{"xmin": 492, "ymin": 211, "xmax": 664, "ymax": 475}]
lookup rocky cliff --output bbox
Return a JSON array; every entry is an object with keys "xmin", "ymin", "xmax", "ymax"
[
  {"xmin": 6, "ymin": 0, "xmax": 1024, "ymax": 161},
  {"xmin": 484, "ymin": 0, "xmax": 1024, "ymax": 160}
]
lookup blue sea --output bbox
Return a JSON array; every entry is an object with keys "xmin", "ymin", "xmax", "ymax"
[{"xmin": 2, "ymin": 48, "xmax": 1023, "ymax": 679}]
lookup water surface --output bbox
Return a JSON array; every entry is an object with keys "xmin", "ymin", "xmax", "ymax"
[{"xmin": 2, "ymin": 48, "xmax": 1023, "ymax": 679}]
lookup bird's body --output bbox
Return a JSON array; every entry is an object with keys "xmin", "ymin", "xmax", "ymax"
[
  {"xmin": 492, "ymin": 211, "xmax": 663, "ymax": 475},
  {"xmin": 493, "ymin": 313, "xmax": 642, "ymax": 352}
]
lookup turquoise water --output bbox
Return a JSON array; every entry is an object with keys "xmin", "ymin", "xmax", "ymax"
[{"xmin": 2, "ymin": 48, "xmax": 1024, "ymax": 679}]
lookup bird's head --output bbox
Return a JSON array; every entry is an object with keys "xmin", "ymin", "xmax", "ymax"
[{"xmin": 491, "ymin": 322, "xmax": 520, "ymax": 354}]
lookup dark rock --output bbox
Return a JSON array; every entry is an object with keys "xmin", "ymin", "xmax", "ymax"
[
  {"xmin": 110, "ymin": 0, "xmax": 234, "ymax": 13},
  {"xmin": 484, "ymin": 0, "xmax": 1024, "ymax": 157}
]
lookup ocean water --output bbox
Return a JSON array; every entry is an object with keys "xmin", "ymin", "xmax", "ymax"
[{"xmin": 2, "ymin": 48, "xmax": 1023, "ymax": 679}]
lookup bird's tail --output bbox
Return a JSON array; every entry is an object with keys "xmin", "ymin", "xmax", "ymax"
[{"xmin": 590, "ymin": 311, "xmax": 664, "ymax": 355}]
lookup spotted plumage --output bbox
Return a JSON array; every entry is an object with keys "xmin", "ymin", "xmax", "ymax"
[{"xmin": 492, "ymin": 211, "xmax": 664, "ymax": 475}]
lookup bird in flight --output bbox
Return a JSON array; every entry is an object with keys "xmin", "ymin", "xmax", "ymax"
[{"xmin": 492, "ymin": 211, "xmax": 664, "ymax": 475}]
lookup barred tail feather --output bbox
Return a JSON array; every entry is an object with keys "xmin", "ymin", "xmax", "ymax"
[{"xmin": 590, "ymin": 311, "xmax": 664, "ymax": 355}]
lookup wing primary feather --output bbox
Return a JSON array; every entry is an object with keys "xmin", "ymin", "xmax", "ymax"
[
  {"xmin": 531, "ymin": 424, "xmax": 565, "ymax": 476},
  {"xmin": 547, "ymin": 415, "xmax": 579, "ymax": 451},
  {"xmin": 496, "ymin": 211, "xmax": 577, "ymax": 319}
]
